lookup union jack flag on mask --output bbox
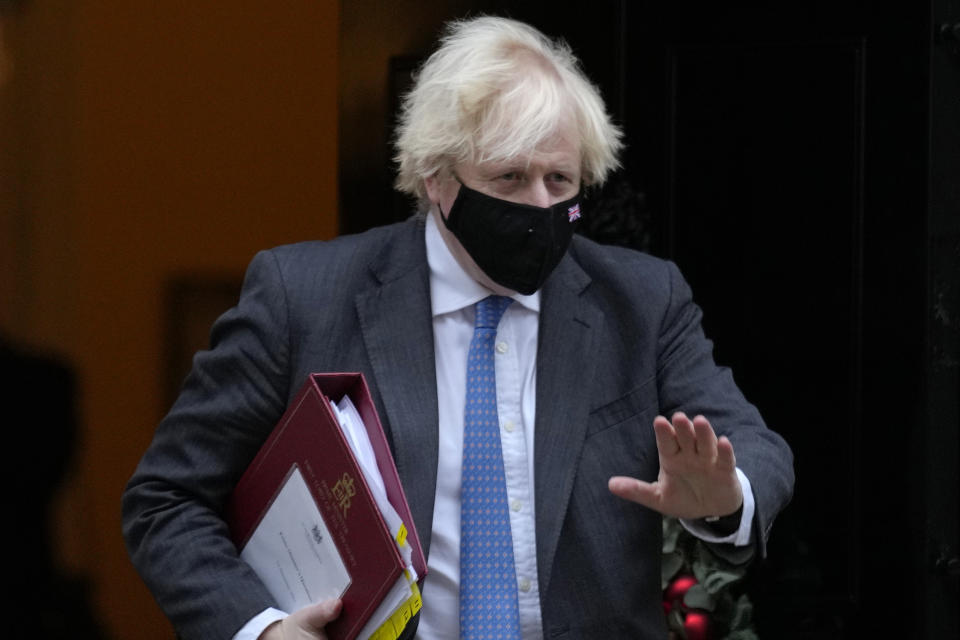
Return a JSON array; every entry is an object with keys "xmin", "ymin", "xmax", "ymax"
[{"xmin": 567, "ymin": 203, "xmax": 581, "ymax": 222}]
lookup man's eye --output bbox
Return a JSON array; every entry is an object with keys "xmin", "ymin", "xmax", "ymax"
[
  {"xmin": 548, "ymin": 173, "xmax": 570, "ymax": 182},
  {"xmin": 499, "ymin": 172, "xmax": 521, "ymax": 181}
]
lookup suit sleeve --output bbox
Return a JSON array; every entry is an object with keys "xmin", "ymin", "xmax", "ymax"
[
  {"xmin": 655, "ymin": 260, "xmax": 795, "ymax": 555},
  {"xmin": 122, "ymin": 249, "xmax": 294, "ymax": 640}
]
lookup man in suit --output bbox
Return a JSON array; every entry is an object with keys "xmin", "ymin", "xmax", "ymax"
[{"xmin": 123, "ymin": 16, "xmax": 793, "ymax": 640}]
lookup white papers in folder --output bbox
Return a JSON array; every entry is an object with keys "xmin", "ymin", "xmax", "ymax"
[
  {"xmin": 329, "ymin": 396, "xmax": 420, "ymax": 639},
  {"xmin": 354, "ymin": 568, "xmax": 417, "ymax": 639},
  {"xmin": 329, "ymin": 396, "xmax": 407, "ymax": 553}
]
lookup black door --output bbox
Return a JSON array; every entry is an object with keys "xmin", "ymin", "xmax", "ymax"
[
  {"xmin": 339, "ymin": 1, "xmax": 960, "ymax": 636},
  {"xmin": 503, "ymin": 0, "xmax": 960, "ymax": 637}
]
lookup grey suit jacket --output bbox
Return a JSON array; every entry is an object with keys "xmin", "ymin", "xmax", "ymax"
[{"xmin": 122, "ymin": 215, "xmax": 794, "ymax": 640}]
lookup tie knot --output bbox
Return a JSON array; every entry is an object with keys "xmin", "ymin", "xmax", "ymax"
[{"xmin": 474, "ymin": 295, "xmax": 513, "ymax": 329}]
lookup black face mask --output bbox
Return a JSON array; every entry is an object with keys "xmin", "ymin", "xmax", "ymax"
[{"xmin": 439, "ymin": 182, "xmax": 582, "ymax": 295}]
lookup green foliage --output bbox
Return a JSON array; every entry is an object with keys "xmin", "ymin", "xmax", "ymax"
[{"xmin": 661, "ymin": 517, "xmax": 759, "ymax": 640}]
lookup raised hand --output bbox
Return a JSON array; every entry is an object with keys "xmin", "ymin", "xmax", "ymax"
[{"xmin": 608, "ymin": 412, "xmax": 742, "ymax": 520}]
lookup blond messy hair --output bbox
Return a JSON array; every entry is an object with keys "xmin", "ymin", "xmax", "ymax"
[{"xmin": 393, "ymin": 16, "xmax": 623, "ymax": 203}]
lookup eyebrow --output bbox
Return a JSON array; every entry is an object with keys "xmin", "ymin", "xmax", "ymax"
[{"xmin": 480, "ymin": 161, "xmax": 580, "ymax": 177}]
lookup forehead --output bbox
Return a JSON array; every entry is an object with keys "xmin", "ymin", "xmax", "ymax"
[{"xmin": 469, "ymin": 125, "xmax": 582, "ymax": 174}]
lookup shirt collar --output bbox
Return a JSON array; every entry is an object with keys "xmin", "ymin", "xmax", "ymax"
[{"xmin": 425, "ymin": 211, "xmax": 540, "ymax": 317}]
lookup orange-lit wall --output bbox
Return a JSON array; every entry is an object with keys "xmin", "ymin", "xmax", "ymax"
[{"xmin": 1, "ymin": 2, "xmax": 339, "ymax": 638}]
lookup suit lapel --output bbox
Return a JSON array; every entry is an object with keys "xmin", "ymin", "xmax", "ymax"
[
  {"xmin": 534, "ymin": 253, "xmax": 602, "ymax": 598},
  {"xmin": 355, "ymin": 218, "xmax": 439, "ymax": 558}
]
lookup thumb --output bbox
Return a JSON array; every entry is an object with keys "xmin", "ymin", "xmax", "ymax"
[
  {"xmin": 608, "ymin": 475, "xmax": 660, "ymax": 510},
  {"xmin": 282, "ymin": 599, "xmax": 342, "ymax": 638},
  {"xmin": 298, "ymin": 599, "xmax": 342, "ymax": 628}
]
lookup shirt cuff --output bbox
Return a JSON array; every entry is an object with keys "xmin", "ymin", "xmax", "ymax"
[
  {"xmin": 232, "ymin": 607, "xmax": 288, "ymax": 640},
  {"xmin": 679, "ymin": 467, "xmax": 755, "ymax": 547}
]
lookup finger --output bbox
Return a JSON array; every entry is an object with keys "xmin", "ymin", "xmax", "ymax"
[
  {"xmin": 653, "ymin": 416, "xmax": 680, "ymax": 457},
  {"xmin": 671, "ymin": 412, "xmax": 696, "ymax": 454},
  {"xmin": 608, "ymin": 475, "xmax": 661, "ymax": 510},
  {"xmin": 692, "ymin": 415, "xmax": 718, "ymax": 461},
  {"xmin": 716, "ymin": 436, "xmax": 737, "ymax": 471}
]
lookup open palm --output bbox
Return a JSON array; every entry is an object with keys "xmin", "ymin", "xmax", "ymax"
[{"xmin": 608, "ymin": 412, "xmax": 743, "ymax": 520}]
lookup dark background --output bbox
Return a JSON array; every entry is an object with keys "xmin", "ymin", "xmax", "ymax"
[{"xmin": 339, "ymin": 1, "xmax": 960, "ymax": 637}]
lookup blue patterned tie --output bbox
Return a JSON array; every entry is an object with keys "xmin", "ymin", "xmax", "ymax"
[{"xmin": 460, "ymin": 295, "xmax": 522, "ymax": 640}]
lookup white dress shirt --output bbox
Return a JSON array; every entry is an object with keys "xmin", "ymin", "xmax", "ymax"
[
  {"xmin": 417, "ymin": 212, "xmax": 544, "ymax": 640},
  {"xmin": 234, "ymin": 213, "xmax": 755, "ymax": 640}
]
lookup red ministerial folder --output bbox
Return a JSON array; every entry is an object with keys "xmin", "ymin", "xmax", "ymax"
[{"xmin": 226, "ymin": 373, "xmax": 428, "ymax": 640}]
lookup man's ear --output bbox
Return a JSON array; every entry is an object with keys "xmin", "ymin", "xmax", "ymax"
[{"xmin": 423, "ymin": 172, "xmax": 442, "ymax": 204}]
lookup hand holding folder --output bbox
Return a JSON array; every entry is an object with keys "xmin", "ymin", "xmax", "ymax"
[
  {"xmin": 226, "ymin": 373, "xmax": 428, "ymax": 640},
  {"xmin": 262, "ymin": 599, "xmax": 344, "ymax": 640}
]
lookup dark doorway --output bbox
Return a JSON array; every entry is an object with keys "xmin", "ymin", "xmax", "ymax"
[{"xmin": 338, "ymin": 2, "xmax": 960, "ymax": 637}]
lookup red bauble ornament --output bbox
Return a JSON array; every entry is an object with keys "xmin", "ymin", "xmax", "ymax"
[
  {"xmin": 683, "ymin": 611, "xmax": 711, "ymax": 640},
  {"xmin": 663, "ymin": 574, "xmax": 712, "ymax": 639},
  {"xmin": 663, "ymin": 574, "xmax": 698, "ymax": 615}
]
